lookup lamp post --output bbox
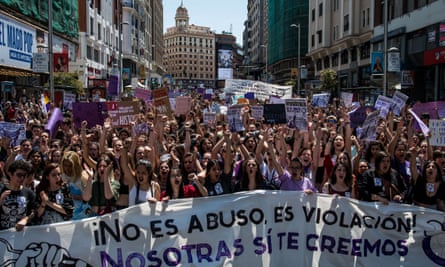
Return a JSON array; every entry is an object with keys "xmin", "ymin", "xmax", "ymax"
[
  {"xmin": 119, "ymin": 19, "xmax": 129, "ymax": 98},
  {"xmin": 260, "ymin": 44, "xmax": 267, "ymax": 82},
  {"xmin": 48, "ymin": 0, "xmax": 54, "ymax": 101},
  {"xmin": 383, "ymin": 0, "xmax": 388, "ymax": 96},
  {"xmin": 290, "ymin": 24, "xmax": 301, "ymax": 96}
]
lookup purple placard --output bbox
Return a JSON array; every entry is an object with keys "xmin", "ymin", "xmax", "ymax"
[
  {"xmin": 349, "ymin": 106, "xmax": 375, "ymax": 129},
  {"xmin": 134, "ymin": 88, "xmax": 152, "ymax": 102},
  {"xmin": 45, "ymin": 108, "xmax": 64, "ymax": 138},
  {"xmin": 108, "ymin": 75, "xmax": 119, "ymax": 96},
  {"xmin": 72, "ymin": 102, "xmax": 108, "ymax": 129}
]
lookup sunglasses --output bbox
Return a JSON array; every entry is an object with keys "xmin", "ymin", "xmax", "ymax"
[{"xmin": 247, "ymin": 163, "xmax": 257, "ymax": 167}]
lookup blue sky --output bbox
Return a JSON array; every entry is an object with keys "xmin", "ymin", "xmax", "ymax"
[{"xmin": 163, "ymin": 0, "xmax": 247, "ymax": 45}]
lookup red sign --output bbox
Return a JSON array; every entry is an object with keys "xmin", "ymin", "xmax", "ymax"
[
  {"xmin": 424, "ymin": 47, "xmax": 445, "ymax": 66},
  {"xmin": 54, "ymin": 53, "xmax": 69, "ymax": 72}
]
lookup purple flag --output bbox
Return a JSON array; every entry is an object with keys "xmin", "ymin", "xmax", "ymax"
[{"xmin": 45, "ymin": 108, "xmax": 64, "ymax": 138}]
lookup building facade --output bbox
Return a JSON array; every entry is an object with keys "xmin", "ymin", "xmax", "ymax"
[
  {"xmin": 0, "ymin": 0, "xmax": 79, "ymax": 100},
  {"xmin": 306, "ymin": 0, "xmax": 444, "ymax": 102},
  {"xmin": 308, "ymin": 0, "xmax": 374, "ymax": 98},
  {"xmin": 163, "ymin": 3, "xmax": 216, "ymax": 88}
]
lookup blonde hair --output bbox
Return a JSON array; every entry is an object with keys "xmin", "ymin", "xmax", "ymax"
[{"xmin": 61, "ymin": 151, "xmax": 83, "ymax": 181}]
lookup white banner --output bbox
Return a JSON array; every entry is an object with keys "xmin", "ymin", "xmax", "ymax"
[
  {"xmin": 429, "ymin": 119, "xmax": 445, "ymax": 146},
  {"xmin": 285, "ymin": 98, "xmax": 308, "ymax": 131},
  {"xmin": 224, "ymin": 79, "xmax": 292, "ymax": 101},
  {"xmin": 1, "ymin": 191, "xmax": 445, "ymax": 267}
]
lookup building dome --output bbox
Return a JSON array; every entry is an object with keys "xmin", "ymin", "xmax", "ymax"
[{"xmin": 175, "ymin": 4, "xmax": 189, "ymax": 20}]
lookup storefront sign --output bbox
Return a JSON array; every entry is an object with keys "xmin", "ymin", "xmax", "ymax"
[{"xmin": 0, "ymin": 13, "xmax": 35, "ymax": 69}]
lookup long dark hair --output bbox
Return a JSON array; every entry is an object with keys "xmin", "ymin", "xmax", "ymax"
[
  {"xmin": 205, "ymin": 159, "xmax": 222, "ymax": 182},
  {"xmin": 330, "ymin": 162, "xmax": 353, "ymax": 188},
  {"xmin": 421, "ymin": 160, "xmax": 442, "ymax": 183},
  {"xmin": 36, "ymin": 163, "xmax": 62, "ymax": 194},
  {"xmin": 165, "ymin": 168, "xmax": 185, "ymax": 199},
  {"xmin": 239, "ymin": 158, "xmax": 263, "ymax": 191}
]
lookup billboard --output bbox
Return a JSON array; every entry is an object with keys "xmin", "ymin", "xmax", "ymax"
[{"xmin": 218, "ymin": 49, "xmax": 233, "ymax": 80}]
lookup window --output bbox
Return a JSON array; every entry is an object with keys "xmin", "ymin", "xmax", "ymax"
[
  {"xmin": 324, "ymin": 56, "xmax": 330, "ymax": 68},
  {"xmin": 344, "ymin": 15, "xmax": 349, "ymax": 32},
  {"xmin": 89, "ymin": 17, "xmax": 94, "ymax": 35},
  {"xmin": 341, "ymin": 50, "xmax": 348, "ymax": 64},
  {"xmin": 362, "ymin": 10, "xmax": 366, "ymax": 27},
  {"xmin": 311, "ymin": 34, "xmax": 315, "ymax": 47},
  {"xmin": 333, "ymin": 25, "xmax": 338, "ymax": 41},
  {"xmin": 332, "ymin": 53, "xmax": 338, "ymax": 66},
  {"xmin": 317, "ymin": 30, "xmax": 322, "ymax": 43},
  {"xmin": 97, "ymin": 23, "xmax": 101, "ymax": 40},
  {"xmin": 319, "ymin": 3, "xmax": 323, "ymax": 16},
  {"xmin": 312, "ymin": 8, "xmax": 315, "ymax": 21}
]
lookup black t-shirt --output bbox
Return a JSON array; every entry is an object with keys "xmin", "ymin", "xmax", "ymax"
[
  {"xmin": 0, "ymin": 184, "xmax": 37, "ymax": 230},
  {"xmin": 413, "ymin": 177, "xmax": 445, "ymax": 206},
  {"xmin": 205, "ymin": 172, "xmax": 233, "ymax": 196}
]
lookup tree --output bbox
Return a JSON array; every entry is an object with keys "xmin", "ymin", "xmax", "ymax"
[
  {"xmin": 45, "ymin": 72, "xmax": 84, "ymax": 95},
  {"xmin": 319, "ymin": 68, "xmax": 338, "ymax": 100}
]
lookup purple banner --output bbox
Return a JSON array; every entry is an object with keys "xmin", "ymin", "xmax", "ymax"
[
  {"xmin": 72, "ymin": 102, "xmax": 108, "ymax": 129},
  {"xmin": 349, "ymin": 106, "xmax": 375, "ymax": 129},
  {"xmin": 108, "ymin": 75, "xmax": 119, "ymax": 96}
]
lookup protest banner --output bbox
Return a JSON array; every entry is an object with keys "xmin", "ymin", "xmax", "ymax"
[
  {"xmin": 203, "ymin": 112, "xmax": 216, "ymax": 126},
  {"xmin": 134, "ymin": 88, "xmax": 152, "ymax": 103},
  {"xmin": 391, "ymin": 91, "xmax": 409, "ymax": 116},
  {"xmin": 269, "ymin": 96, "xmax": 285, "ymax": 104},
  {"xmin": 153, "ymin": 88, "xmax": 172, "ymax": 118},
  {"xmin": 348, "ymin": 106, "xmax": 374, "ymax": 129},
  {"xmin": 72, "ymin": 102, "xmax": 108, "ymax": 129},
  {"xmin": 359, "ymin": 110, "xmax": 380, "ymax": 141},
  {"xmin": 250, "ymin": 105, "xmax": 264, "ymax": 121},
  {"xmin": 227, "ymin": 105, "xmax": 244, "ymax": 132},
  {"xmin": 264, "ymin": 104, "xmax": 286, "ymax": 124},
  {"xmin": 285, "ymin": 98, "xmax": 308, "ymax": 131},
  {"xmin": 63, "ymin": 92, "xmax": 76, "ymax": 110},
  {"xmin": 409, "ymin": 109, "xmax": 430, "ymax": 136},
  {"xmin": 1, "ymin": 191, "xmax": 444, "ymax": 267},
  {"xmin": 0, "ymin": 122, "xmax": 26, "ymax": 147},
  {"xmin": 311, "ymin": 93, "xmax": 330, "ymax": 108},
  {"xmin": 108, "ymin": 101, "xmax": 140, "ymax": 127},
  {"xmin": 175, "ymin": 96, "xmax": 192, "ymax": 115},
  {"xmin": 429, "ymin": 119, "xmax": 445, "ymax": 146},
  {"xmin": 374, "ymin": 95, "xmax": 393, "ymax": 118},
  {"xmin": 224, "ymin": 79, "xmax": 292, "ymax": 101},
  {"xmin": 340, "ymin": 92, "xmax": 354, "ymax": 108}
]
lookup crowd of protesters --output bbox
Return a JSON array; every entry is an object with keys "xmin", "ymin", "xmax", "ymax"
[{"xmin": 0, "ymin": 92, "xmax": 444, "ymax": 232}]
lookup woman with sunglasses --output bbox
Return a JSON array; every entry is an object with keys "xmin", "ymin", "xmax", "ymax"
[
  {"xmin": 270, "ymin": 145, "xmax": 317, "ymax": 193},
  {"xmin": 0, "ymin": 160, "xmax": 37, "ymax": 231}
]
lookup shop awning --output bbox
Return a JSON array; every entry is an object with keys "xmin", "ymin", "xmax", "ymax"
[{"xmin": 0, "ymin": 65, "xmax": 39, "ymax": 77}]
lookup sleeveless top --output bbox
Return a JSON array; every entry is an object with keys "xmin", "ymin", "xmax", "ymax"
[
  {"xmin": 327, "ymin": 184, "xmax": 352, "ymax": 198},
  {"xmin": 129, "ymin": 184, "xmax": 154, "ymax": 206}
]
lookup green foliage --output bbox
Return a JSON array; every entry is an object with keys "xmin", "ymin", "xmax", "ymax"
[
  {"xmin": 319, "ymin": 69, "xmax": 338, "ymax": 91},
  {"xmin": 45, "ymin": 72, "xmax": 84, "ymax": 95},
  {"xmin": 55, "ymin": 72, "xmax": 83, "ymax": 94}
]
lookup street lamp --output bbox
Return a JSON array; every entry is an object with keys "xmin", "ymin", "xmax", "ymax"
[
  {"xmin": 290, "ymin": 23, "xmax": 301, "ymax": 96},
  {"xmin": 383, "ymin": 0, "xmax": 388, "ymax": 96},
  {"xmin": 260, "ymin": 44, "xmax": 267, "ymax": 82},
  {"xmin": 119, "ymin": 20, "xmax": 129, "ymax": 98}
]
